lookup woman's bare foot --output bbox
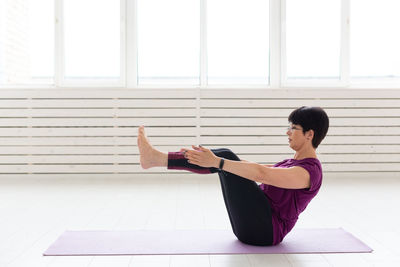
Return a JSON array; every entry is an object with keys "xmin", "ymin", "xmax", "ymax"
[{"xmin": 137, "ymin": 126, "xmax": 167, "ymax": 169}]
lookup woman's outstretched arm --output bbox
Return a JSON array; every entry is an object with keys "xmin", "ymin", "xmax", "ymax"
[{"xmin": 183, "ymin": 145, "xmax": 310, "ymax": 189}]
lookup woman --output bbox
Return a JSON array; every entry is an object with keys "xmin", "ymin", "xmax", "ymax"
[{"xmin": 137, "ymin": 106, "xmax": 329, "ymax": 246}]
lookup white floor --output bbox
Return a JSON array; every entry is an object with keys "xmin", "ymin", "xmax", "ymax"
[{"xmin": 1, "ymin": 173, "xmax": 400, "ymax": 267}]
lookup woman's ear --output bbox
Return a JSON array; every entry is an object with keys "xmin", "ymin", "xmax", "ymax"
[{"xmin": 306, "ymin": 129, "xmax": 314, "ymax": 140}]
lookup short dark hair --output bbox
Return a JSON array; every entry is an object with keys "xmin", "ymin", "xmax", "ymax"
[{"xmin": 288, "ymin": 106, "xmax": 329, "ymax": 148}]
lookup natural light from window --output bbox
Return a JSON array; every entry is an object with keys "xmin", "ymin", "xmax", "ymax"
[
  {"xmin": 285, "ymin": 0, "xmax": 341, "ymax": 80},
  {"xmin": 1, "ymin": 0, "xmax": 400, "ymax": 87},
  {"xmin": 64, "ymin": 0, "xmax": 120, "ymax": 80},
  {"xmin": 350, "ymin": 0, "xmax": 400, "ymax": 79},
  {"xmin": 0, "ymin": 0, "xmax": 54, "ymax": 85},
  {"xmin": 137, "ymin": 0, "xmax": 200, "ymax": 85},
  {"xmin": 207, "ymin": 0, "xmax": 269, "ymax": 85}
]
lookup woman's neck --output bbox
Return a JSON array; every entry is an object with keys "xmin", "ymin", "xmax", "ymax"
[{"xmin": 294, "ymin": 147, "xmax": 317, "ymax": 160}]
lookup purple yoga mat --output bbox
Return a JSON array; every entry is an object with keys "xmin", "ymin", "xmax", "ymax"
[{"xmin": 43, "ymin": 228, "xmax": 372, "ymax": 256}]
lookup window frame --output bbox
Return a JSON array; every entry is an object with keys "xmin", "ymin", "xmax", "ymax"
[
  {"xmin": 0, "ymin": 0, "xmax": 400, "ymax": 89},
  {"xmin": 280, "ymin": 0, "xmax": 347, "ymax": 88},
  {"xmin": 55, "ymin": 0, "xmax": 126, "ymax": 88}
]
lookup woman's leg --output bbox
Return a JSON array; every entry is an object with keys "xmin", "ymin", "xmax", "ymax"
[
  {"xmin": 167, "ymin": 148, "xmax": 274, "ymax": 246},
  {"xmin": 137, "ymin": 125, "xmax": 220, "ymax": 173},
  {"xmin": 137, "ymin": 127, "xmax": 273, "ymax": 245},
  {"xmin": 167, "ymin": 151, "xmax": 219, "ymax": 174},
  {"xmin": 212, "ymin": 149, "xmax": 274, "ymax": 246}
]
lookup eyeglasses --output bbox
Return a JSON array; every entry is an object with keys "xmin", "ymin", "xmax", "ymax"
[{"xmin": 287, "ymin": 125, "xmax": 302, "ymax": 132}]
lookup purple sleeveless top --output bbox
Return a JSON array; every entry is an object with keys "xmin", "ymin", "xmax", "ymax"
[{"xmin": 259, "ymin": 158, "xmax": 322, "ymax": 245}]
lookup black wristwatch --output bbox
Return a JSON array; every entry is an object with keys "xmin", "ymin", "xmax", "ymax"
[{"xmin": 219, "ymin": 158, "xmax": 225, "ymax": 171}]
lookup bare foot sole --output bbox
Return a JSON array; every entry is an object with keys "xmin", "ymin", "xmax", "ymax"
[{"xmin": 137, "ymin": 126, "xmax": 159, "ymax": 169}]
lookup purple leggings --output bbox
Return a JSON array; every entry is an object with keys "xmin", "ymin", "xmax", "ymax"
[{"xmin": 168, "ymin": 148, "xmax": 274, "ymax": 246}]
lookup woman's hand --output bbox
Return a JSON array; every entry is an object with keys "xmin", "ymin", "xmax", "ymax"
[{"xmin": 180, "ymin": 145, "xmax": 220, "ymax": 168}]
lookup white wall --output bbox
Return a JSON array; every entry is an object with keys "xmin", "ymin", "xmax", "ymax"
[
  {"xmin": 0, "ymin": 88, "xmax": 399, "ymax": 178},
  {"xmin": 0, "ymin": 0, "xmax": 5, "ymax": 83}
]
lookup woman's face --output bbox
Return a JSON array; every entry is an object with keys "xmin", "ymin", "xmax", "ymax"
[{"xmin": 286, "ymin": 123, "xmax": 310, "ymax": 151}]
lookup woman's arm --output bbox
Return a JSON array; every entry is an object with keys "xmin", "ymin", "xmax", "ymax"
[
  {"xmin": 183, "ymin": 145, "xmax": 310, "ymax": 190},
  {"xmin": 221, "ymin": 158, "xmax": 310, "ymax": 189},
  {"xmin": 241, "ymin": 159, "xmax": 273, "ymax": 167}
]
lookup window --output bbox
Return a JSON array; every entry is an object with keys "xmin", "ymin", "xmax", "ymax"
[
  {"xmin": 285, "ymin": 0, "xmax": 341, "ymax": 81},
  {"xmin": 63, "ymin": 0, "xmax": 122, "ymax": 83},
  {"xmin": 0, "ymin": 0, "xmax": 54, "ymax": 85},
  {"xmin": 207, "ymin": 0, "xmax": 269, "ymax": 85},
  {"xmin": 350, "ymin": 0, "xmax": 400, "ymax": 80},
  {"xmin": 137, "ymin": 0, "xmax": 199, "ymax": 85},
  {"xmin": 1, "ymin": 0, "xmax": 400, "ymax": 88}
]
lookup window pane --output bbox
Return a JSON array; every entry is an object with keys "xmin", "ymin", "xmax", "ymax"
[
  {"xmin": 0, "ymin": 0, "xmax": 54, "ymax": 85},
  {"xmin": 207, "ymin": 0, "xmax": 269, "ymax": 85},
  {"xmin": 351, "ymin": 0, "xmax": 400, "ymax": 78},
  {"xmin": 137, "ymin": 0, "xmax": 199, "ymax": 85},
  {"xmin": 64, "ymin": 0, "xmax": 120, "ymax": 79},
  {"xmin": 286, "ymin": 0, "xmax": 340, "ymax": 79}
]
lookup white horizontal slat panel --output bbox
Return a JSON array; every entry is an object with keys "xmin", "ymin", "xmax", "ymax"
[
  {"xmin": 199, "ymin": 89, "xmax": 400, "ymax": 174},
  {"xmin": 0, "ymin": 89, "xmax": 198, "ymax": 175},
  {"xmin": 0, "ymin": 155, "xmax": 139, "ymax": 164},
  {"xmin": 11, "ymin": 107, "xmax": 400, "ymax": 118},
  {"xmin": 0, "ymin": 88, "xmax": 399, "ymax": 176},
  {"xmin": 0, "ymin": 99, "xmax": 196, "ymax": 108},
  {"xmin": 207, "ymin": 145, "xmax": 400, "ymax": 154},
  {"xmin": 0, "ymin": 137, "xmax": 197, "ymax": 146},
  {"xmin": 0, "ymin": 164, "xmax": 187, "ymax": 173},
  {"xmin": 3, "ymin": 144, "xmax": 399, "ymax": 155},
  {"xmin": 201, "ymin": 108, "xmax": 400, "ymax": 117},
  {"xmin": 322, "ymin": 108, "xmax": 400, "ymax": 117},
  {"xmin": 321, "ymin": 135, "xmax": 400, "ymax": 144},
  {"xmin": 0, "ymin": 164, "xmax": 144, "ymax": 173},
  {"xmin": 4, "ymin": 87, "xmax": 399, "ymax": 99},
  {"xmin": 239, "ymin": 154, "xmax": 400, "ymax": 163},
  {"xmin": 200, "ymin": 117, "xmax": 400, "ymax": 126},
  {"xmin": 323, "ymin": 163, "xmax": 400, "ymax": 172},
  {"xmin": 0, "ymin": 127, "xmax": 196, "ymax": 137},
  {"xmin": 1, "ymin": 162, "xmax": 399, "ymax": 173},
  {"xmin": 317, "ymin": 145, "xmax": 400, "ymax": 154},
  {"xmin": 2, "ymin": 117, "xmax": 397, "ymax": 127},
  {"xmin": 1, "ymin": 108, "xmax": 196, "ymax": 117},
  {"xmin": 0, "ymin": 88, "xmax": 197, "ymax": 98},
  {"xmin": 200, "ymin": 136, "xmax": 400, "ymax": 145},
  {"xmin": 0, "ymin": 145, "xmax": 186, "ymax": 155},
  {"xmin": 200, "ymin": 99, "xmax": 400, "ymax": 108},
  {"xmin": 201, "ymin": 126, "xmax": 400, "ymax": 135},
  {"xmin": 200, "ymin": 88, "xmax": 400, "ymax": 99},
  {"xmin": 200, "ymin": 118, "xmax": 282, "ymax": 126},
  {"xmin": 0, "ymin": 118, "xmax": 196, "ymax": 127}
]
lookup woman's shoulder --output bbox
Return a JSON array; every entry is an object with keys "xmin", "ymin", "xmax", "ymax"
[
  {"xmin": 295, "ymin": 157, "xmax": 321, "ymax": 164},
  {"xmin": 275, "ymin": 157, "xmax": 321, "ymax": 166},
  {"xmin": 273, "ymin": 158, "xmax": 293, "ymax": 167},
  {"xmin": 293, "ymin": 158, "xmax": 322, "ymax": 171},
  {"xmin": 275, "ymin": 158, "xmax": 322, "ymax": 177}
]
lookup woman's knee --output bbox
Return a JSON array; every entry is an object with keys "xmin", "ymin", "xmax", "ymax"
[{"xmin": 213, "ymin": 148, "xmax": 240, "ymax": 161}]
